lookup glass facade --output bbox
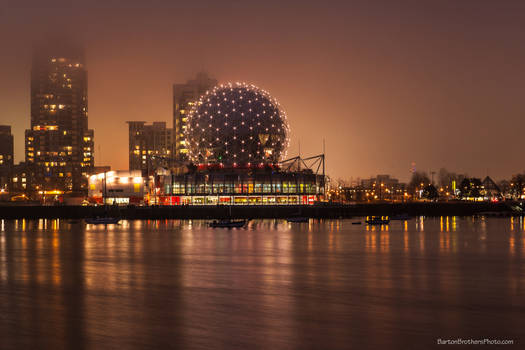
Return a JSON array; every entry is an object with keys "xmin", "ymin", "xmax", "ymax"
[{"xmin": 156, "ymin": 170, "xmax": 324, "ymax": 205}]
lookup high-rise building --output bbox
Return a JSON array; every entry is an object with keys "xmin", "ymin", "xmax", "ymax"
[
  {"xmin": 24, "ymin": 44, "xmax": 94, "ymax": 193},
  {"xmin": 127, "ymin": 121, "xmax": 172, "ymax": 173},
  {"xmin": 173, "ymin": 72, "xmax": 217, "ymax": 163},
  {"xmin": 0, "ymin": 125, "xmax": 14, "ymax": 191}
]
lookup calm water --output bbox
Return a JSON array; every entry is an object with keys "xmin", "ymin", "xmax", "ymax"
[{"xmin": 0, "ymin": 217, "xmax": 524, "ymax": 349}]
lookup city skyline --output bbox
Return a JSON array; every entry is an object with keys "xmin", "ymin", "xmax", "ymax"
[{"xmin": 2, "ymin": 1, "xmax": 525, "ymax": 182}]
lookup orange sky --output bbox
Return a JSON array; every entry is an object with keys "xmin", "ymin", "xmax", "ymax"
[{"xmin": 1, "ymin": 0, "xmax": 525, "ymax": 182}]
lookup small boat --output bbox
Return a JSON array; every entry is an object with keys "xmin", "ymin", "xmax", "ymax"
[
  {"xmin": 365, "ymin": 217, "xmax": 390, "ymax": 225},
  {"xmin": 209, "ymin": 219, "xmax": 247, "ymax": 228},
  {"xmin": 352, "ymin": 221, "xmax": 362, "ymax": 225},
  {"xmin": 287, "ymin": 217, "xmax": 309, "ymax": 223},
  {"xmin": 85, "ymin": 217, "xmax": 121, "ymax": 225},
  {"xmin": 390, "ymin": 214, "xmax": 412, "ymax": 220}
]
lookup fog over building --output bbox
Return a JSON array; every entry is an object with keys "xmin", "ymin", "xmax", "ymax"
[
  {"xmin": 173, "ymin": 72, "xmax": 217, "ymax": 163},
  {"xmin": 24, "ymin": 44, "xmax": 94, "ymax": 193}
]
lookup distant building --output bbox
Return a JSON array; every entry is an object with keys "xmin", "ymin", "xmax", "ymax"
[
  {"xmin": 10, "ymin": 162, "xmax": 33, "ymax": 193},
  {"xmin": 24, "ymin": 43, "xmax": 94, "ymax": 193},
  {"xmin": 0, "ymin": 125, "xmax": 14, "ymax": 191},
  {"xmin": 173, "ymin": 72, "xmax": 217, "ymax": 163},
  {"xmin": 127, "ymin": 121, "xmax": 172, "ymax": 173},
  {"xmin": 336, "ymin": 174, "xmax": 408, "ymax": 202},
  {"xmin": 361, "ymin": 174, "xmax": 400, "ymax": 189},
  {"xmin": 482, "ymin": 176, "xmax": 502, "ymax": 200}
]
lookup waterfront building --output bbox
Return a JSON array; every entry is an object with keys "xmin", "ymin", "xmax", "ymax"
[
  {"xmin": 0, "ymin": 125, "xmax": 14, "ymax": 191},
  {"xmin": 88, "ymin": 170, "xmax": 146, "ymax": 205},
  {"xmin": 481, "ymin": 176, "xmax": 502, "ymax": 201},
  {"xmin": 24, "ymin": 44, "xmax": 94, "ymax": 193},
  {"xmin": 173, "ymin": 72, "xmax": 217, "ymax": 163},
  {"xmin": 127, "ymin": 121, "xmax": 172, "ymax": 173},
  {"xmin": 87, "ymin": 164, "xmax": 324, "ymax": 206},
  {"xmin": 156, "ymin": 166, "xmax": 323, "ymax": 205}
]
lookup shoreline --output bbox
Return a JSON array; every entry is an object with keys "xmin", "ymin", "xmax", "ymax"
[{"xmin": 0, "ymin": 202, "xmax": 520, "ymax": 220}]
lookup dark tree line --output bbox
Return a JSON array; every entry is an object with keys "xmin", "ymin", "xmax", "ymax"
[{"xmin": 409, "ymin": 167, "xmax": 525, "ymax": 200}]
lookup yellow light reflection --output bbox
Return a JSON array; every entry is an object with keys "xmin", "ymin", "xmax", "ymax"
[
  {"xmin": 365, "ymin": 230, "xmax": 377, "ymax": 252},
  {"xmin": 52, "ymin": 231, "xmax": 61, "ymax": 285},
  {"xmin": 380, "ymin": 231, "xmax": 390, "ymax": 253}
]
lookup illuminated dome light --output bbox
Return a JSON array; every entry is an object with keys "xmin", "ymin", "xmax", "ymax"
[{"xmin": 185, "ymin": 82, "xmax": 290, "ymax": 166}]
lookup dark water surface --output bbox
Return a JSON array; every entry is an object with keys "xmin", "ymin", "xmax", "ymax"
[{"xmin": 1, "ymin": 217, "xmax": 524, "ymax": 349}]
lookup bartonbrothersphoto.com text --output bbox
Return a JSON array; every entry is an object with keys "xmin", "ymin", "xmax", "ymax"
[{"xmin": 437, "ymin": 338, "xmax": 514, "ymax": 345}]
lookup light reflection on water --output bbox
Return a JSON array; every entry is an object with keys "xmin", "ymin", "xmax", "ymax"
[{"xmin": 0, "ymin": 217, "xmax": 524, "ymax": 349}]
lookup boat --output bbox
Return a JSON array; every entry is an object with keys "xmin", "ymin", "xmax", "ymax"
[
  {"xmin": 209, "ymin": 219, "xmax": 247, "ymax": 228},
  {"xmin": 85, "ymin": 217, "xmax": 121, "ymax": 225},
  {"xmin": 390, "ymin": 214, "xmax": 412, "ymax": 220},
  {"xmin": 365, "ymin": 217, "xmax": 390, "ymax": 225},
  {"xmin": 287, "ymin": 217, "xmax": 309, "ymax": 223},
  {"xmin": 351, "ymin": 221, "xmax": 362, "ymax": 225}
]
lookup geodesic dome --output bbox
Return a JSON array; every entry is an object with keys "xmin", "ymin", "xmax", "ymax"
[{"xmin": 185, "ymin": 82, "xmax": 290, "ymax": 166}]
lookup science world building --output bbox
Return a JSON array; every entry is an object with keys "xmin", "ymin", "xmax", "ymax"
[
  {"xmin": 89, "ymin": 82, "xmax": 325, "ymax": 205},
  {"xmin": 153, "ymin": 83, "xmax": 324, "ymax": 205}
]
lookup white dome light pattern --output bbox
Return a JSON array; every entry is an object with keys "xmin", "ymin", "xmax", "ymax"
[{"xmin": 185, "ymin": 82, "xmax": 290, "ymax": 167}]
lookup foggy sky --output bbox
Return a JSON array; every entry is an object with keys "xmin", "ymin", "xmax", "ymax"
[{"xmin": 1, "ymin": 0, "xmax": 525, "ymax": 182}]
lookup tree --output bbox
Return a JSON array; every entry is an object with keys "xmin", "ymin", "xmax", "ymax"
[
  {"xmin": 510, "ymin": 174, "xmax": 525, "ymax": 199},
  {"xmin": 458, "ymin": 178, "xmax": 482, "ymax": 199},
  {"xmin": 498, "ymin": 180, "xmax": 511, "ymax": 198},
  {"xmin": 422, "ymin": 184, "xmax": 439, "ymax": 200}
]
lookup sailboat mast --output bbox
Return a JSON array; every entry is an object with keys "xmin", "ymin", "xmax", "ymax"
[{"xmin": 103, "ymin": 171, "xmax": 107, "ymax": 205}]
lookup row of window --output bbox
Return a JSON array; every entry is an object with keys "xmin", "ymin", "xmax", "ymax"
[{"xmin": 165, "ymin": 182, "xmax": 322, "ymax": 195}]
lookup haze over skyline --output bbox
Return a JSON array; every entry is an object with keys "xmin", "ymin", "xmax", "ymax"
[{"xmin": 1, "ymin": 0, "xmax": 525, "ymax": 182}]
